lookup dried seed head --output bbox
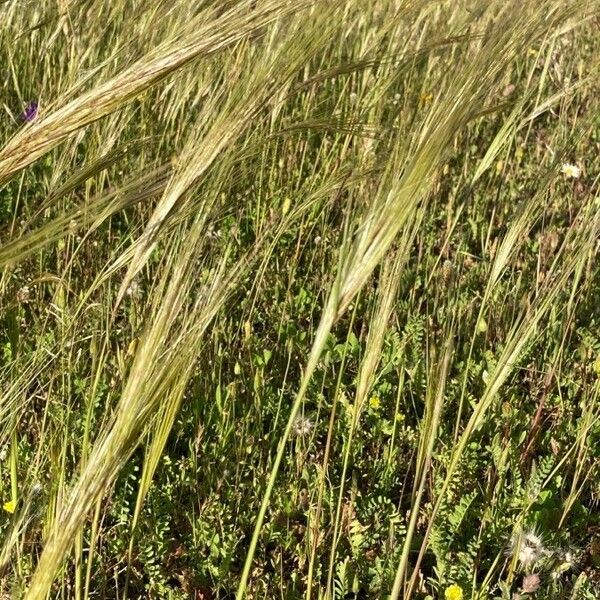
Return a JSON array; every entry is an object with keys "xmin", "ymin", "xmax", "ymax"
[
  {"xmin": 292, "ymin": 415, "xmax": 314, "ymax": 437},
  {"xmin": 510, "ymin": 529, "xmax": 547, "ymax": 568},
  {"xmin": 441, "ymin": 259, "xmax": 454, "ymax": 285},
  {"xmin": 16, "ymin": 285, "xmax": 31, "ymax": 304}
]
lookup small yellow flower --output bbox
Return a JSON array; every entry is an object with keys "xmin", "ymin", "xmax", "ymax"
[
  {"xmin": 561, "ymin": 163, "xmax": 581, "ymax": 179},
  {"xmin": 515, "ymin": 146, "xmax": 524, "ymax": 161},
  {"xmin": 395, "ymin": 412, "xmax": 405, "ymax": 423},
  {"xmin": 445, "ymin": 583, "xmax": 463, "ymax": 600},
  {"xmin": 3, "ymin": 500, "xmax": 16, "ymax": 514},
  {"xmin": 368, "ymin": 395, "xmax": 381, "ymax": 410},
  {"xmin": 420, "ymin": 92, "xmax": 433, "ymax": 105}
]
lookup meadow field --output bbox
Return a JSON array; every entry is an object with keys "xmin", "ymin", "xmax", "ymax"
[{"xmin": 1, "ymin": 1, "xmax": 600, "ymax": 598}]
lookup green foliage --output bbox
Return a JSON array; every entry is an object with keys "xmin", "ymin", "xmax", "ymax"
[{"xmin": 0, "ymin": 1, "xmax": 600, "ymax": 599}]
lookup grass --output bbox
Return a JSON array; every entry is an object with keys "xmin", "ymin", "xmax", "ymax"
[{"xmin": 1, "ymin": 0, "xmax": 600, "ymax": 598}]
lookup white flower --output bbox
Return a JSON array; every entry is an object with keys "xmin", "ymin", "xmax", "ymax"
[
  {"xmin": 125, "ymin": 280, "xmax": 141, "ymax": 299},
  {"xmin": 0, "ymin": 446, "xmax": 7, "ymax": 461},
  {"xmin": 560, "ymin": 163, "xmax": 580, "ymax": 179},
  {"xmin": 30, "ymin": 482, "xmax": 43, "ymax": 496},
  {"xmin": 564, "ymin": 550, "xmax": 575, "ymax": 568}
]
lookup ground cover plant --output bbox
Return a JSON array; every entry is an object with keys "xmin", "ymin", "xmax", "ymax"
[{"xmin": 1, "ymin": 0, "xmax": 600, "ymax": 598}]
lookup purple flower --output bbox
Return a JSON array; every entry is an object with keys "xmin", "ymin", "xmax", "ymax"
[{"xmin": 21, "ymin": 100, "xmax": 38, "ymax": 122}]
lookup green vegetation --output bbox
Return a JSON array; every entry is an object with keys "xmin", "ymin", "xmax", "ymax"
[{"xmin": 1, "ymin": 1, "xmax": 600, "ymax": 598}]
